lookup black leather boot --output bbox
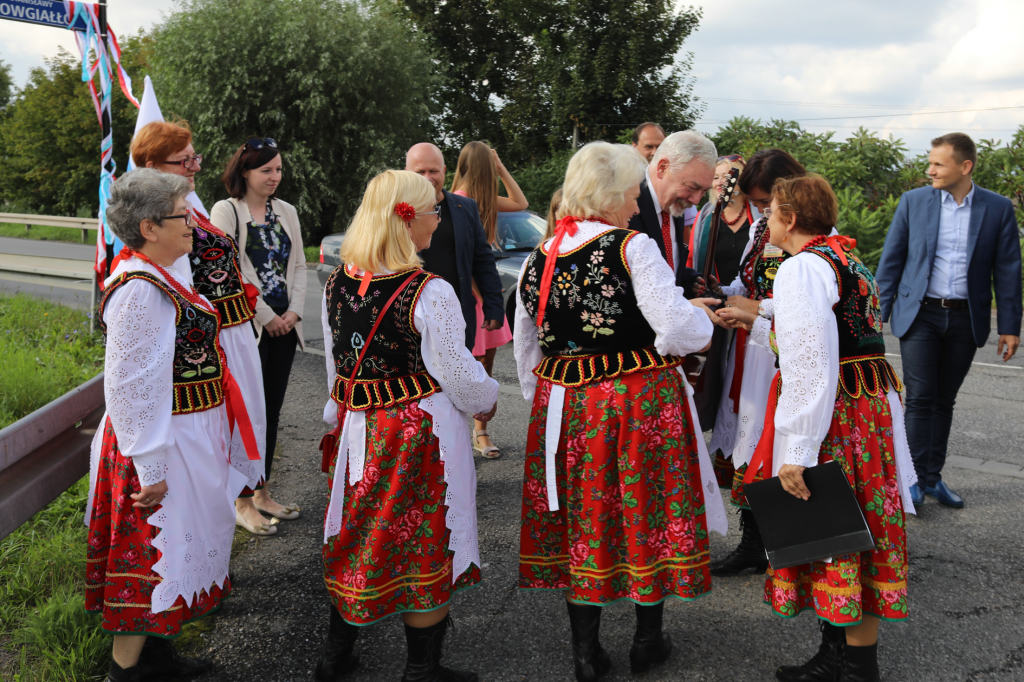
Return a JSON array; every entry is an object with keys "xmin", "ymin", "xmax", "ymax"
[
  {"xmin": 314, "ymin": 607, "xmax": 360, "ymax": 681},
  {"xmin": 400, "ymin": 616, "xmax": 478, "ymax": 682},
  {"xmin": 105, "ymin": 659, "xmax": 151, "ymax": 682},
  {"xmin": 710, "ymin": 508, "xmax": 768, "ymax": 576},
  {"xmin": 837, "ymin": 643, "xmax": 880, "ymax": 682},
  {"xmin": 138, "ymin": 636, "xmax": 212, "ymax": 679},
  {"xmin": 629, "ymin": 602, "xmax": 672, "ymax": 673},
  {"xmin": 775, "ymin": 620, "xmax": 844, "ymax": 681},
  {"xmin": 565, "ymin": 601, "xmax": 612, "ymax": 682}
]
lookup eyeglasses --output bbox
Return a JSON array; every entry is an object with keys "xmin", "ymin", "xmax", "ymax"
[
  {"xmin": 160, "ymin": 206, "xmax": 196, "ymax": 227},
  {"xmin": 160, "ymin": 154, "xmax": 202, "ymax": 171},
  {"xmin": 762, "ymin": 204, "xmax": 792, "ymax": 220},
  {"xmin": 245, "ymin": 138, "xmax": 278, "ymax": 150},
  {"xmin": 718, "ymin": 154, "xmax": 744, "ymax": 163}
]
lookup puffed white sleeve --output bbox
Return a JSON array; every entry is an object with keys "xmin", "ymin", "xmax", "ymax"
[
  {"xmin": 512, "ymin": 256, "xmax": 544, "ymax": 401},
  {"xmin": 414, "ymin": 278, "xmax": 499, "ymax": 415},
  {"xmin": 772, "ymin": 254, "xmax": 840, "ymax": 471},
  {"xmin": 721, "ymin": 277, "xmax": 747, "ymax": 297},
  {"xmin": 102, "ymin": 279, "xmax": 176, "ymax": 485},
  {"xmin": 321, "ymin": 289, "xmax": 339, "ymax": 426},
  {"xmin": 748, "ymin": 298, "xmax": 776, "ymax": 347},
  {"xmin": 625, "ymin": 232, "xmax": 713, "ymax": 356}
]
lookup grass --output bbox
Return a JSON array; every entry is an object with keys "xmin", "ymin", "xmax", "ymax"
[
  {"xmin": 0, "ymin": 223, "xmax": 92, "ymax": 245},
  {"xmin": 303, "ymin": 244, "xmax": 320, "ymax": 263}
]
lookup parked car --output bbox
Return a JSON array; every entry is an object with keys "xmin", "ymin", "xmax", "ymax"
[{"xmin": 316, "ymin": 210, "xmax": 547, "ymax": 333}]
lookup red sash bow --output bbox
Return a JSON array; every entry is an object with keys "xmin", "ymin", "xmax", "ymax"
[{"xmin": 804, "ymin": 234, "xmax": 858, "ymax": 266}]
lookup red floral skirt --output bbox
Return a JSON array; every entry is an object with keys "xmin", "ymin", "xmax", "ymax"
[
  {"xmin": 762, "ymin": 390, "xmax": 909, "ymax": 624},
  {"xmin": 519, "ymin": 367, "xmax": 712, "ymax": 605},
  {"xmin": 85, "ymin": 418, "xmax": 229, "ymax": 637},
  {"xmin": 322, "ymin": 401, "xmax": 480, "ymax": 625}
]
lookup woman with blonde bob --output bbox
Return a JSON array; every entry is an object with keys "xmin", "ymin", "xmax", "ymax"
[
  {"xmin": 315, "ymin": 170, "xmax": 498, "ymax": 682},
  {"xmin": 513, "ymin": 142, "xmax": 728, "ymax": 681}
]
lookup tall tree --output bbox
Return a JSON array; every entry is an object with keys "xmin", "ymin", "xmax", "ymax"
[
  {"xmin": 0, "ymin": 56, "xmax": 12, "ymax": 112},
  {"xmin": 151, "ymin": 0, "xmax": 437, "ymax": 243}
]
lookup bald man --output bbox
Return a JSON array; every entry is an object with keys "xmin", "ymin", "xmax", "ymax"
[{"xmin": 406, "ymin": 143, "xmax": 505, "ymax": 350}]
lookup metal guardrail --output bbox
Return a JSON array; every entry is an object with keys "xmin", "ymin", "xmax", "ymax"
[
  {"xmin": 0, "ymin": 374, "xmax": 105, "ymax": 541},
  {"xmin": 0, "ymin": 212, "xmax": 98, "ymax": 243}
]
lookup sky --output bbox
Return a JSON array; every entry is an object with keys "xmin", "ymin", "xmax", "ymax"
[{"xmin": 0, "ymin": 0, "xmax": 1021, "ymax": 156}]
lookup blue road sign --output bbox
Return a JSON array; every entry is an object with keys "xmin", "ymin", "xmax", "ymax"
[{"xmin": 0, "ymin": 0, "xmax": 88, "ymax": 31}]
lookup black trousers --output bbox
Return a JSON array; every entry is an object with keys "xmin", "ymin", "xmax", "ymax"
[{"xmin": 258, "ymin": 326, "xmax": 298, "ymax": 480}]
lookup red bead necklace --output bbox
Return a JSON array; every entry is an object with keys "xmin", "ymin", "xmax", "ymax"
[{"xmin": 128, "ymin": 249, "xmax": 216, "ymax": 314}]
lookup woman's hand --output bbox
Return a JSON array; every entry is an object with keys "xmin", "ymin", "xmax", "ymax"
[
  {"xmin": 492, "ymin": 149, "xmax": 508, "ymax": 177},
  {"xmin": 690, "ymin": 297, "xmax": 728, "ymax": 329},
  {"xmin": 264, "ymin": 315, "xmax": 288, "ymax": 337},
  {"xmin": 131, "ymin": 480, "xmax": 168, "ymax": 508},
  {"xmin": 779, "ymin": 464, "xmax": 810, "ymax": 501},
  {"xmin": 474, "ymin": 402, "xmax": 498, "ymax": 422},
  {"xmin": 726, "ymin": 296, "xmax": 759, "ymax": 315},
  {"xmin": 717, "ymin": 305, "xmax": 757, "ymax": 331},
  {"xmin": 281, "ymin": 311, "xmax": 300, "ymax": 332}
]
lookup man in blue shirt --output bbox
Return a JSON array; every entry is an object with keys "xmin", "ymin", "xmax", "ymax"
[{"xmin": 876, "ymin": 133, "xmax": 1022, "ymax": 508}]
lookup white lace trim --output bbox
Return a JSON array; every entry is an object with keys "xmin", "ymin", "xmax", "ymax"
[
  {"xmin": 708, "ymin": 336, "xmax": 739, "ymax": 457},
  {"xmin": 887, "ymin": 389, "xmax": 918, "ymax": 516},
  {"xmin": 678, "ymin": 367, "xmax": 728, "ymax": 536},
  {"xmin": 543, "ymin": 385, "xmax": 566, "ymax": 511}
]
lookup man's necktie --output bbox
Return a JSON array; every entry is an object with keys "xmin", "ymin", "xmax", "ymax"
[{"xmin": 660, "ymin": 210, "xmax": 675, "ymax": 270}]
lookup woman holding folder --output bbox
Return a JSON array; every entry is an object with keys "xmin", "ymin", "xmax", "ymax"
[{"xmin": 725, "ymin": 175, "xmax": 917, "ymax": 682}]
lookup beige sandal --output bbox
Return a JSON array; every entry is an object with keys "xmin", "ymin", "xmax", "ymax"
[
  {"xmin": 254, "ymin": 501, "xmax": 301, "ymax": 520},
  {"xmin": 235, "ymin": 510, "xmax": 277, "ymax": 536},
  {"xmin": 473, "ymin": 429, "xmax": 501, "ymax": 459}
]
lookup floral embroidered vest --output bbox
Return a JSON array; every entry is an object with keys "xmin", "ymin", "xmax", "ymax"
[
  {"xmin": 100, "ymin": 271, "xmax": 226, "ymax": 414},
  {"xmin": 740, "ymin": 218, "xmax": 789, "ymax": 301},
  {"xmin": 805, "ymin": 245, "xmax": 902, "ymax": 398},
  {"xmin": 189, "ymin": 225, "xmax": 255, "ymax": 328},
  {"xmin": 519, "ymin": 228, "xmax": 681, "ymax": 387},
  {"xmin": 325, "ymin": 267, "xmax": 440, "ymax": 411}
]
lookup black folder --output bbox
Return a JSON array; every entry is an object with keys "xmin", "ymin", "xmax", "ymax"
[{"xmin": 744, "ymin": 461, "xmax": 875, "ymax": 569}]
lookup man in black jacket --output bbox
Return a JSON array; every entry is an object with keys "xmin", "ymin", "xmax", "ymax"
[{"xmin": 406, "ymin": 143, "xmax": 504, "ymax": 350}]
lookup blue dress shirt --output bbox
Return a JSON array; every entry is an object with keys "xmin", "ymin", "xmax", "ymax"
[{"xmin": 926, "ymin": 183, "xmax": 974, "ymax": 300}]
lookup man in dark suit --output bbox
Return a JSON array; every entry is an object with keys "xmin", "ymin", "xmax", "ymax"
[
  {"xmin": 876, "ymin": 132, "xmax": 1022, "ymax": 509},
  {"xmin": 406, "ymin": 143, "xmax": 504, "ymax": 350}
]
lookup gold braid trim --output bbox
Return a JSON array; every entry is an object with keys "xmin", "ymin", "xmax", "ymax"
[
  {"xmin": 173, "ymin": 376, "xmax": 225, "ymax": 414},
  {"xmin": 325, "ymin": 565, "xmax": 453, "ymax": 599},
  {"xmin": 213, "ymin": 290, "xmax": 255, "ymax": 327},
  {"xmin": 838, "ymin": 355, "xmax": 903, "ymax": 398},
  {"xmin": 533, "ymin": 346, "xmax": 683, "ymax": 389},
  {"xmin": 332, "ymin": 372, "xmax": 441, "ymax": 412},
  {"xmin": 520, "ymin": 552, "xmax": 710, "ymax": 578}
]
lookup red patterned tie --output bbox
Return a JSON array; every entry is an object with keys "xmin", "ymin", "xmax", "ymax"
[{"xmin": 660, "ymin": 209, "xmax": 675, "ymax": 270}]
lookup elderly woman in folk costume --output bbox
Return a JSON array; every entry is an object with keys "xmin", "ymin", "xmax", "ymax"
[
  {"xmin": 314, "ymin": 170, "xmax": 498, "ymax": 682},
  {"xmin": 728, "ymin": 175, "xmax": 915, "ymax": 682},
  {"xmin": 513, "ymin": 141, "xmax": 729, "ymax": 682},
  {"xmin": 85, "ymin": 169, "xmax": 259, "ymax": 682},
  {"xmin": 130, "ymin": 121, "xmax": 271, "ymax": 534}
]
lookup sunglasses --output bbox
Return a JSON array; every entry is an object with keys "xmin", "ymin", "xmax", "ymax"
[
  {"xmin": 718, "ymin": 154, "xmax": 744, "ymax": 163},
  {"xmin": 245, "ymin": 137, "xmax": 278, "ymax": 151},
  {"xmin": 419, "ymin": 204, "xmax": 443, "ymax": 218}
]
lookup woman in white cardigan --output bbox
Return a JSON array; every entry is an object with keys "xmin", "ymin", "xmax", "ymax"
[{"xmin": 211, "ymin": 139, "xmax": 306, "ymax": 524}]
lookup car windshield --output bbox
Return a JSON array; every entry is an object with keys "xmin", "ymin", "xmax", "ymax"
[{"xmin": 496, "ymin": 212, "xmax": 546, "ymax": 252}]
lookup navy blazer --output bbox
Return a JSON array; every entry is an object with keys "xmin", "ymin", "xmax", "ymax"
[
  {"xmin": 430, "ymin": 190, "xmax": 505, "ymax": 350},
  {"xmin": 628, "ymin": 180, "xmax": 702, "ymax": 295},
  {"xmin": 875, "ymin": 184, "xmax": 1022, "ymax": 347}
]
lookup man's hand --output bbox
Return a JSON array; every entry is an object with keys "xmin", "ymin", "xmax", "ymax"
[
  {"xmin": 779, "ymin": 464, "xmax": 810, "ymax": 501},
  {"xmin": 482, "ymin": 319, "xmax": 502, "ymax": 332},
  {"xmin": 131, "ymin": 480, "xmax": 168, "ymax": 508},
  {"xmin": 998, "ymin": 334, "xmax": 1020, "ymax": 362},
  {"xmin": 726, "ymin": 296, "xmax": 759, "ymax": 315},
  {"xmin": 474, "ymin": 402, "xmax": 498, "ymax": 422}
]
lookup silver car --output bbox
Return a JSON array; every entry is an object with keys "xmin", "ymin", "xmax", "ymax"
[{"xmin": 316, "ymin": 210, "xmax": 547, "ymax": 333}]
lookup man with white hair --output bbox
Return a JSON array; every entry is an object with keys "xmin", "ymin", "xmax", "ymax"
[{"xmin": 628, "ymin": 130, "xmax": 717, "ymax": 296}]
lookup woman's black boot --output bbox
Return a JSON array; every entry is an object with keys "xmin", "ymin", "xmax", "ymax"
[
  {"xmin": 710, "ymin": 508, "xmax": 768, "ymax": 576},
  {"xmin": 629, "ymin": 602, "xmax": 672, "ymax": 673},
  {"xmin": 838, "ymin": 643, "xmax": 881, "ymax": 682},
  {"xmin": 138, "ymin": 636, "xmax": 212, "ymax": 679},
  {"xmin": 105, "ymin": 660, "xmax": 150, "ymax": 682},
  {"xmin": 775, "ymin": 620, "xmax": 844, "ymax": 681},
  {"xmin": 400, "ymin": 615, "xmax": 477, "ymax": 682},
  {"xmin": 314, "ymin": 607, "xmax": 360, "ymax": 681},
  {"xmin": 565, "ymin": 601, "xmax": 612, "ymax": 682}
]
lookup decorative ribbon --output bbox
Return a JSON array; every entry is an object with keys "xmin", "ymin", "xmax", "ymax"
[
  {"xmin": 535, "ymin": 216, "xmax": 612, "ymax": 329},
  {"xmin": 729, "ymin": 327, "xmax": 748, "ymax": 405},
  {"xmin": 744, "ymin": 371, "xmax": 782, "ymax": 484},
  {"xmin": 223, "ymin": 364, "xmax": 262, "ymax": 461},
  {"xmin": 803, "ymin": 233, "xmax": 858, "ymax": 267}
]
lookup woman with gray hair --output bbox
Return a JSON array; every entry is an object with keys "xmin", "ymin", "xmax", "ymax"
[
  {"xmin": 513, "ymin": 142, "xmax": 728, "ymax": 681},
  {"xmin": 84, "ymin": 168, "xmax": 256, "ymax": 682}
]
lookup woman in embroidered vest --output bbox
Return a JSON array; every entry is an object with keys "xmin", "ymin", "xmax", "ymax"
[
  {"xmin": 87, "ymin": 169, "xmax": 255, "ymax": 682},
  {"xmin": 747, "ymin": 175, "xmax": 916, "ymax": 682},
  {"xmin": 513, "ymin": 141, "xmax": 729, "ymax": 682},
  {"xmin": 131, "ymin": 121, "xmax": 272, "ymax": 535},
  {"xmin": 314, "ymin": 170, "xmax": 498, "ymax": 682},
  {"xmin": 449, "ymin": 140, "xmax": 529, "ymax": 459},
  {"xmin": 706, "ymin": 149, "xmax": 808, "ymax": 578}
]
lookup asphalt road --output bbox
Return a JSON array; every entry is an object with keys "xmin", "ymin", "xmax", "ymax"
[{"xmin": 5, "ymin": 235, "xmax": 1024, "ymax": 680}]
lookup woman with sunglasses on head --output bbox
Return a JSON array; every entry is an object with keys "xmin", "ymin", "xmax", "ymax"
[
  {"xmin": 315, "ymin": 170, "xmax": 497, "ymax": 682},
  {"xmin": 449, "ymin": 140, "xmax": 529, "ymax": 459},
  {"xmin": 131, "ymin": 122, "xmax": 267, "ymax": 530},
  {"xmin": 211, "ymin": 137, "xmax": 305, "ymax": 528}
]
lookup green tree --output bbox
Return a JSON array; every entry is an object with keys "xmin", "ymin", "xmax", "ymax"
[
  {"xmin": 0, "ymin": 56, "xmax": 13, "ymax": 112},
  {"xmin": 151, "ymin": 0, "xmax": 437, "ymax": 244}
]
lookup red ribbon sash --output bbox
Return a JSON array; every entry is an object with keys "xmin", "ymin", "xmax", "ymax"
[
  {"xmin": 744, "ymin": 370, "xmax": 782, "ymax": 484},
  {"xmin": 535, "ymin": 216, "xmax": 613, "ymax": 329},
  {"xmin": 729, "ymin": 327, "xmax": 749, "ymax": 405},
  {"xmin": 222, "ymin": 364, "xmax": 261, "ymax": 461}
]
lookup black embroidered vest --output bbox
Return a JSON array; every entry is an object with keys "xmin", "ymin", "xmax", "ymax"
[
  {"xmin": 805, "ymin": 245, "xmax": 902, "ymax": 398},
  {"xmin": 325, "ymin": 267, "xmax": 440, "ymax": 411},
  {"xmin": 740, "ymin": 218, "xmax": 790, "ymax": 301},
  {"xmin": 189, "ymin": 225, "xmax": 255, "ymax": 328},
  {"xmin": 519, "ymin": 228, "xmax": 681, "ymax": 387},
  {"xmin": 100, "ymin": 271, "xmax": 226, "ymax": 414}
]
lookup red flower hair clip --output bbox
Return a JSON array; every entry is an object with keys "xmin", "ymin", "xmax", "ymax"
[{"xmin": 394, "ymin": 202, "xmax": 416, "ymax": 222}]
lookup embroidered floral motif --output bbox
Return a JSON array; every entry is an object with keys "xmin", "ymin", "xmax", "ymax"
[{"xmin": 189, "ymin": 225, "xmax": 254, "ymax": 326}]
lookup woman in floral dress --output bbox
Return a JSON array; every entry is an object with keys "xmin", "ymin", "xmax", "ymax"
[
  {"xmin": 314, "ymin": 170, "xmax": 498, "ymax": 682},
  {"xmin": 739, "ymin": 174, "xmax": 916, "ymax": 682},
  {"xmin": 513, "ymin": 142, "xmax": 728, "ymax": 682}
]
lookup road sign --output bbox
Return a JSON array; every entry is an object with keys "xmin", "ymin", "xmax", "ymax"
[{"xmin": 0, "ymin": 0, "xmax": 88, "ymax": 31}]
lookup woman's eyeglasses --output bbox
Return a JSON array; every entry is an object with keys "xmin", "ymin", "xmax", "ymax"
[
  {"xmin": 160, "ymin": 206, "xmax": 197, "ymax": 227},
  {"xmin": 160, "ymin": 154, "xmax": 203, "ymax": 171},
  {"xmin": 762, "ymin": 204, "xmax": 792, "ymax": 220},
  {"xmin": 245, "ymin": 138, "xmax": 278, "ymax": 151}
]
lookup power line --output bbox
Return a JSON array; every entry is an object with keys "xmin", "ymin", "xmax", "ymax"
[
  {"xmin": 698, "ymin": 104, "xmax": 1024, "ymax": 124},
  {"xmin": 701, "ymin": 97, "xmax": 969, "ymax": 110},
  {"xmin": 695, "ymin": 122, "xmax": 1020, "ymax": 133}
]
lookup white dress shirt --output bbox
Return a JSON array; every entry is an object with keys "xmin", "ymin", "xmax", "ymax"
[
  {"xmin": 645, "ymin": 168, "xmax": 695, "ymax": 273},
  {"xmin": 926, "ymin": 183, "xmax": 974, "ymax": 300}
]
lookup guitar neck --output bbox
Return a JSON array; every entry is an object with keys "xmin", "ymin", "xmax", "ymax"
[{"xmin": 702, "ymin": 203, "xmax": 725, "ymax": 283}]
